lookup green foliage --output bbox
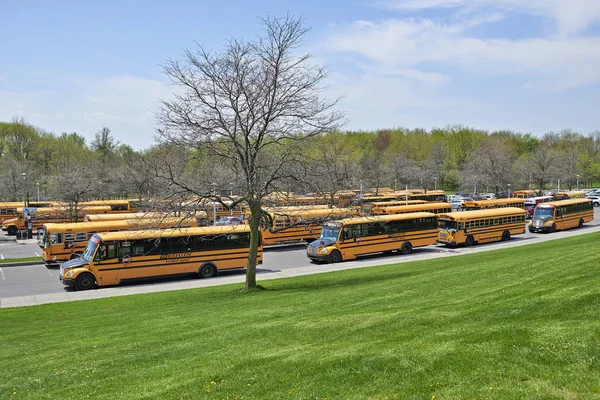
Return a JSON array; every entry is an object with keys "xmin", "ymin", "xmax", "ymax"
[{"xmin": 1, "ymin": 233, "xmax": 599, "ymax": 399}]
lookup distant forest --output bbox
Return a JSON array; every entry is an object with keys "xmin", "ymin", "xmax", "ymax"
[{"xmin": 1, "ymin": 117, "xmax": 599, "ymax": 203}]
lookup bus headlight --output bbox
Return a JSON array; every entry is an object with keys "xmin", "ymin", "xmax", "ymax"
[
  {"xmin": 320, "ymin": 248, "xmax": 328, "ymax": 254},
  {"xmin": 66, "ymin": 270, "xmax": 75, "ymax": 277}
]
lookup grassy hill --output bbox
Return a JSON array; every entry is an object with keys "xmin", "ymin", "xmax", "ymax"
[{"xmin": 1, "ymin": 233, "xmax": 599, "ymax": 399}]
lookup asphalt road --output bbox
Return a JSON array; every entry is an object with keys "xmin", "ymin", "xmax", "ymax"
[{"xmin": 1, "ymin": 210, "xmax": 599, "ymax": 301}]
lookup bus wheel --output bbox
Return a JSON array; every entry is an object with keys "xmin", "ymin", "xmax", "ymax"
[
  {"xmin": 465, "ymin": 236, "xmax": 475, "ymax": 247},
  {"xmin": 528, "ymin": 227, "xmax": 535, "ymax": 233},
  {"xmin": 327, "ymin": 250, "xmax": 342, "ymax": 263},
  {"xmin": 578, "ymin": 219, "xmax": 584, "ymax": 228},
  {"xmin": 400, "ymin": 241, "xmax": 413, "ymax": 255},
  {"xmin": 550, "ymin": 224, "xmax": 556, "ymax": 233},
  {"xmin": 502, "ymin": 231, "xmax": 511, "ymax": 241},
  {"xmin": 75, "ymin": 273, "xmax": 96, "ymax": 291},
  {"xmin": 7, "ymin": 226, "xmax": 17, "ymax": 235},
  {"xmin": 199, "ymin": 263, "xmax": 217, "ymax": 278}
]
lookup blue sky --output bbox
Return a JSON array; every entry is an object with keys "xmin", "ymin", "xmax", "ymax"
[{"xmin": 1, "ymin": 0, "xmax": 599, "ymax": 149}]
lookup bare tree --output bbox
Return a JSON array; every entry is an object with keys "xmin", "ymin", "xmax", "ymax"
[
  {"xmin": 156, "ymin": 15, "xmax": 343, "ymax": 289},
  {"xmin": 460, "ymin": 137, "xmax": 515, "ymax": 194}
]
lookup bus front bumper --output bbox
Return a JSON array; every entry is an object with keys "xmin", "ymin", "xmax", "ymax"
[
  {"xmin": 437, "ymin": 240, "xmax": 456, "ymax": 246},
  {"xmin": 59, "ymin": 275, "xmax": 76, "ymax": 287},
  {"xmin": 307, "ymin": 253, "xmax": 329, "ymax": 262}
]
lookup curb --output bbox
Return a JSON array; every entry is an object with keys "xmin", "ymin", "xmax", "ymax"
[{"xmin": 0, "ymin": 261, "xmax": 43, "ymax": 268}]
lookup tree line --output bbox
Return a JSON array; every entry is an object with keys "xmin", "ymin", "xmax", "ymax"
[{"xmin": 1, "ymin": 119, "xmax": 599, "ymax": 204}]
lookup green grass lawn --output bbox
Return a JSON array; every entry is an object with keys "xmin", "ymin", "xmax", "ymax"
[
  {"xmin": 0, "ymin": 257, "xmax": 41, "ymax": 264},
  {"xmin": 1, "ymin": 234, "xmax": 599, "ymax": 399}
]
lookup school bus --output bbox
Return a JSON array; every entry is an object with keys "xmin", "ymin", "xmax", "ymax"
[
  {"xmin": 437, "ymin": 207, "xmax": 526, "ymax": 247},
  {"xmin": 262, "ymin": 207, "xmax": 358, "ymax": 246},
  {"xmin": 59, "ymin": 225, "xmax": 261, "ymax": 290},
  {"xmin": 1, "ymin": 206, "xmax": 112, "ymax": 235},
  {"xmin": 85, "ymin": 211, "xmax": 209, "ymax": 225},
  {"xmin": 374, "ymin": 202, "xmax": 452, "ymax": 216},
  {"xmin": 39, "ymin": 217, "xmax": 203, "ymax": 266},
  {"xmin": 460, "ymin": 198, "xmax": 525, "ymax": 211},
  {"xmin": 406, "ymin": 190, "xmax": 447, "ymax": 203},
  {"xmin": 79, "ymin": 199, "xmax": 139, "ymax": 213},
  {"xmin": 0, "ymin": 201, "xmax": 60, "ymax": 223},
  {"xmin": 363, "ymin": 200, "xmax": 427, "ymax": 215},
  {"xmin": 529, "ymin": 198, "xmax": 593, "ymax": 233},
  {"xmin": 552, "ymin": 190, "xmax": 586, "ymax": 200},
  {"xmin": 307, "ymin": 212, "xmax": 438, "ymax": 263},
  {"xmin": 512, "ymin": 189, "xmax": 540, "ymax": 199}
]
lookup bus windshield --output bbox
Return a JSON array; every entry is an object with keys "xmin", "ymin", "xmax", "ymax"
[
  {"xmin": 438, "ymin": 220, "xmax": 458, "ymax": 232},
  {"xmin": 534, "ymin": 208, "xmax": 555, "ymax": 218},
  {"xmin": 320, "ymin": 225, "xmax": 340, "ymax": 242},
  {"xmin": 82, "ymin": 239, "xmax": 100, "ymax": 263},
  {"xmin": 37, "ymin": 230, "xmax": 45, "ymax": 247}
]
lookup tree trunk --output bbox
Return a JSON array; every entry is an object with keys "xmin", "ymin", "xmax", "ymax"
[{"xmin": 245, "ymin": 199, "xmax": 262, "ymax": 289}]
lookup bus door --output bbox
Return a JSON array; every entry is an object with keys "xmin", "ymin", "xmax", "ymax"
[{"xmin": 94, "ymin": 241, "xmax": 120, "ymax": 285}]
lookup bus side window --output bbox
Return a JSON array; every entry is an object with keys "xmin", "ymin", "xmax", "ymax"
[{"xmin": 106, "ymin": 244, "xmax": 117, "ymax": 259}]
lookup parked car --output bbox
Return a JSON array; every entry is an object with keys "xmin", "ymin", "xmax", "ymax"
[
  {"xmin": 586, "ymin": 195, "xmax": 600, "ymax": 207},
  {"xmin": 215, "ymin": 216, "xmax": 244, "ymax": 225}
]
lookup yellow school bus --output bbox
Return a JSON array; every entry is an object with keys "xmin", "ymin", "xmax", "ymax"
[
  {"xmin": 363, "ymin": 200, "xmax": 427, "ymax": 215},
  {"xmin": 406, "ymin": 190, "xmax": 447, "ymax": 203},
  {"xmin": 374, "ymin": 202, "xmax": 452, "ymax": 216},
  {"xmin": 0, "ymin": 201, "xmax": 61, "ymax": 223},
  {"xmin": 59, "ymin": 225, "xmax": 261, "ymax": 290},
  {"xmin": 460, "ymin": 198, "xmax": 525, "ymax": 211},
  {"xmin": 552, "ymin": 190, "xmax": 586, "ymax": 200},
  {"xmin": 529, "ymin": 198, "xmax": 593, "ymax": 233},
  {"xmin": 437, "ymin": 207, "xmax": 526, "ymax": 247},
  {"xmin": 262, "ymin": 207, "xmax": 358, "ymax": 246},
  {"xmin": 512, "ymin": 190, "xmax": 540, "ymax": 199},
  {"xmin": 79, "ymin": 199, "xmax": 139, "ymax": 213},
  {"xmin": 85, "ymin": 211, "xmax": 209, "ymax": 225},
  {"xmin": 306, "ymin": 212, "xmax": 438, "ymax": 263},
  {"xmin": 39, "ymin": 217, "xmax": 202, "ymax": 266},
  {"xmin": 1, "ymin": 206, "xmax": 111, "ymax": 235}
]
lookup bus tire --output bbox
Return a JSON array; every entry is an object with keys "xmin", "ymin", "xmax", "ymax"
[
  {"xmin": 327, "ymin": 250, "xmax": 342, "ymax": 263},
  {"xmin": 502, "ymin": 231, "xmax": 511, "ymax": 241},
  {"xmin": 400, "ymin": 241, "xmax": 413, "ymax": 255},
  {"xmin": 528, "ymin": 227, "xmax": 535, "ymax": 233},
  {"xmin": 550, "ymin": 224, "xmax": 556, "ymax": 233},
  {"xmin": 578, "ymin": 219, "xmax": 583, "ymax": 228},
  {"xmin": 199, "ymin": 263, "xmax": 218, "ymax": 278},
  {"xmin": 75, "ymin": 273, "xmax": 96, "ymax": 291},
  {"xmin": 7, "ymin": 226, "xmax": 17, "ymax": 235},
  {"xmin": 465, "ymin": 235, "xmax": 475, "ymax": 247}
]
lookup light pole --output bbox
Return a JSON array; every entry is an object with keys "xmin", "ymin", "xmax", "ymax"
[
  {"xmin": 36, "ymin": 182, "xmax": 40, "ymax": 202},
  {"xmin": 230, "ymin": 182, "xmax": 234, "ymax": 197},
  {"xmin": 576, "ymin": 174, "xmax": 580, "ymax": 191},
  {"xmin": 507, "ymin": 184, "xmax": 511, "ymax": 198},
  {"xmin": 21, "ymin": 173, "xmax": 28, "ymax": 207},
  {"xmin": 529, "ymin": 173, "xmax": 532, "ymax": 190},
  {"xmin": 211, "ymin": 182, "xmax": 217, "ymax": 226},
  {"xmin": 394, "ymin": 178, "xmax": 397, "ymax": 191},
  {"xmin": 434, "ymin": 177, "xmax": 437, "ymax": 191},
  {"xmin": 359, "ymin": 180, "xmax": 363, "ymax": 196}
]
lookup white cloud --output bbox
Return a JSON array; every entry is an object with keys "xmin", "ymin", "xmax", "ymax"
[
  {"xmin": 327, "ymin": 17, "xmax": 600, "ymax": 90},
  {"xmin": 379, "ymin": 0, "xmax": 600, "ymax": 36}
]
